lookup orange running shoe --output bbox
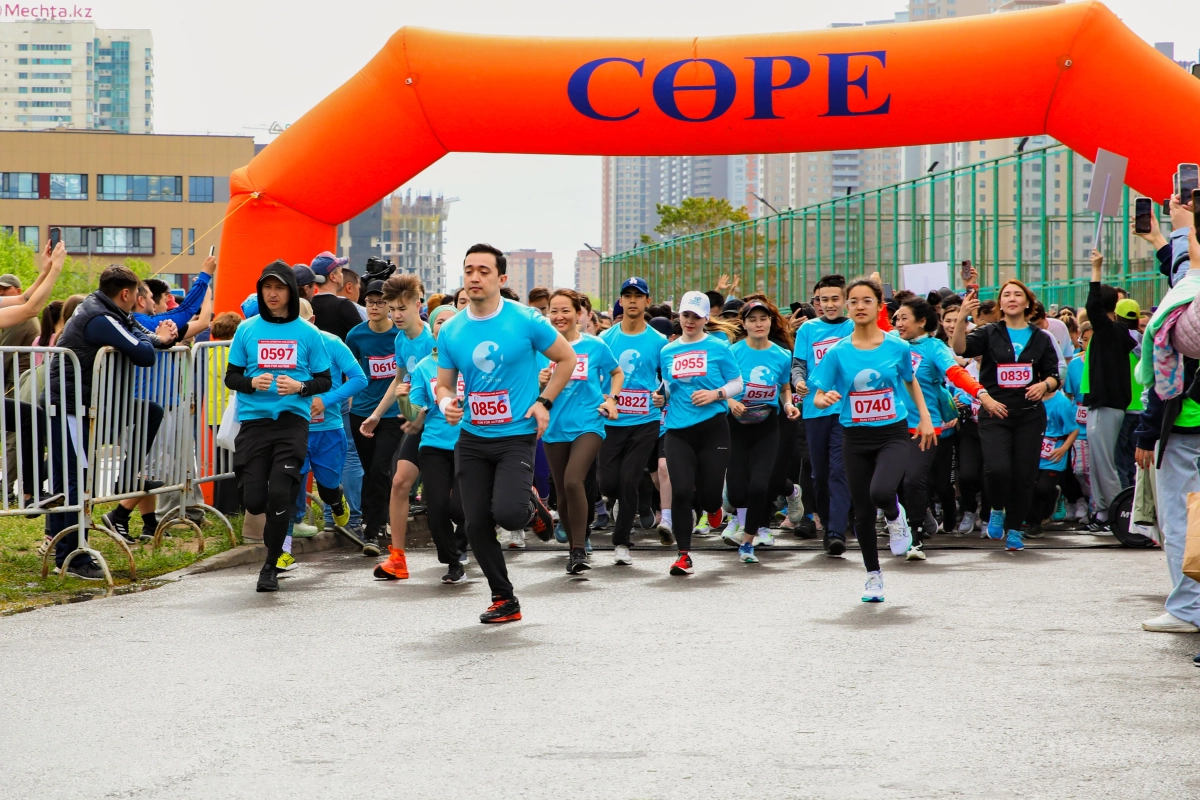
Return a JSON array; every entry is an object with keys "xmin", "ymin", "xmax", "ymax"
[
  {"xmin": 373, "ymin": 546, "xmax": 409, "ymax": 580},
  {"xmin": 480, "ymin": 595, "xmax": 522, "ymax": 624}
]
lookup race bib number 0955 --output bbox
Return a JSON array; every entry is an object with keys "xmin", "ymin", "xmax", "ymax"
[
  {"xmin": 468, "ymin": 390, "xmax": 512, "ymax": 425},
  {"xmin": 996, "ymin": 363, "xmax": 1033, "ymax": 389},
  {"xmin": 671, "ymin": 350, "xmax": 708, "ymax": 379},
  {"xmin": 849, "ymin": 389, "xmax": 897, "ymax": 423},
  {"xmin": 258, "ymin": 340, "xmax": 297, "ymax": 370}
]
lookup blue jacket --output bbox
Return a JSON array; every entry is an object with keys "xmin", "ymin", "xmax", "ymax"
[{"xmin": 133, "ymin": 271, "xmax": 212, "ymax": 331}]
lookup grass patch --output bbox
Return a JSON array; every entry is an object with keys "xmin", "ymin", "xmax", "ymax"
[{"xmin": 0, "ymin": 505, "xmax": 243, "ymax": 615}]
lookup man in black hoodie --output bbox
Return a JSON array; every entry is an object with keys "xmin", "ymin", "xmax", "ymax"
[{"xmin": 225, "ymin": 261, "xmax": 332, "ymax": 592}]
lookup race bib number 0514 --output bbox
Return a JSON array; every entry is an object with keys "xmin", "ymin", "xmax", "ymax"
[
  {"xmin": 258, "ymin": 340, "xmax": 297, "ymax": 370},
  {"xmin": 743, "ymin": 383, "xmax": 777, "ymax": 404}
]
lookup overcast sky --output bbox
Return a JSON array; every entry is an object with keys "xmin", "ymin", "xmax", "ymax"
[{"xmin": 80, "ymin": 0, "xmax": 1200, "ymax": 287}]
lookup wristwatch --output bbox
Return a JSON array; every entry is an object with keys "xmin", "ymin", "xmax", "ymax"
[
  {"xmin": 717, "ymin": 389, "xmax": 726, "ymax": 400},
  {"xmin": 536, "ymin": 396, "xmax": 553, "ymax": 411}
]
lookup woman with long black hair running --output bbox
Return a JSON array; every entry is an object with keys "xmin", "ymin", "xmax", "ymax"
[
  {"xmin": 891, "ymin": 296, "xmax": 1003, "ymax": 560},
  {"xmin": 653, "ymin": 291, "xmax": 741, "ymax": 577},
  {"xmin": 723, "ymin": 298, "xmax": 800, "ymax": 563},
  {"xmin": 951, "ymin": 281, "xmax": 1060, "ymax": 552},
  {"xmin": 810, "ymin": 278, "xmax": 936, "ymax": 602},
  {"xmin": 538, "ymin": 288, "xmax": 623, "ymax": 574}
]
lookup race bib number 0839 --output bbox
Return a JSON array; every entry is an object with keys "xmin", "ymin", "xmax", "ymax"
[
  {"xmin": 258, "ymin": 340, "xmax": 297, "ymax": 370},
  {"xmin": 996, "ymin": 363, "xmax": 1033, "ymax": 389},
  {"xmin": 671, "ymin": 350, "xmax": 708, "ymax": 379}
]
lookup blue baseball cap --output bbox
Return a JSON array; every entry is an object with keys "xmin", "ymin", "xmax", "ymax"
[
  {"xmin": 311, "ymin": 250, "xmax": 349, "ymax": 283},
  {"xmin": 241, "ymin": 293, "xmax": 259, "ymax": 319},
  {"xmin": 620, "ymin": 277, "xmax": 650, "ymax": 296},
  {"xmin": 293, "ymin": 264, "xmax": 316, "ymax": 287}
]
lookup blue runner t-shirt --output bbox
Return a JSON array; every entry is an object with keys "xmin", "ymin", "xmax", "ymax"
[
  {"xmin": 436, "ymin": 299, "xmax": 559, "ymax": 438},
  {"xmin": 810, "ymin": 333, "xmax": 914, "ymax": 428},
  {"xmin": 600, "ymin": 324, "xmax": 666, "ymax": 425},
  {"xmin": 544, "ymin": 334, "xmax": 618, "ymax": 443},
  {"xmin": 793, "ymin": 317, "xmax": 854, "ymax": 419},
  {"xmin": 659, "ymin": 335, "xmax": 740, "ymax": 430},
  {"xmin": 346, "ymin": 321, "xmax": 400, "ymax": 419},
  {"xmin": 228, "ymin": 316, "xmax": 331, "ymax": 422},
  {"xmin": 409, "ymin": 353, "xmax": 462, "ymax": 451},
  {"xmin": 311, "ymin": 331, "xmax": 367, "ymax": 432},
  {"xmin": 730, "ymin": 339, "xmax": 791, "ymax": 410}
]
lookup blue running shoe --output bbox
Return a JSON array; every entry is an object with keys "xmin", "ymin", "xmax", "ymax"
[
  {"xmin": 987, "ymin": 510, "xmax": 1006, "ymax": 540},
  {"xmin": 1051, "ymin": 494, "xmax": 1067, "ymax": 522},
  {"xmin": 1005, "ymin": 529, "xmax": 1025, "ymax": 551},
  {"xmin": 738, "ymin": 543, "xmax": 758, "ymax": 563},
  {"xmin": 585, "ymin": 536, "xmax": 593, "ymax": 555},
  {"xmin": 554, "ymin": 524, "xmax": 568, "ymax": 544}
]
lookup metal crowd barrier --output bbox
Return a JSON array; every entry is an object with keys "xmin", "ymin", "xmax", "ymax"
[
  {"xmin": 189, "ymin": 341, "xmax": 237, "ymax": 542},
  {"xmin": 0, "ymin": 346, "xmax": 134, "ymax": 587}
]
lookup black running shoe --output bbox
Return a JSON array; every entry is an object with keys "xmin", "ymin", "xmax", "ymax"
[
  {"xmin": 102, "ymin": 511, "xmax": 136, "ymax": 544},
  {"xmin": 824, "ymin": 534, "xmax": 847, "ymax": 557},
  {"xmin": 1025, "ymin": 522, "xmax": 1044, "ymax": 539},
  {"xmin": 442, "ymin": 560, "xmax": 467, "ymax": 584},
  {"xmin": 140, "ymin": 479, "xmax": 165, "ymax": 493},
  {"xmin": 64, "ymin": 559, "xmax": 105, "ymax": 581},
  {"xmin": 796, "ymin": 516, "xmax": 818, "ymax": 539},
  {"xmin": 529, "ymin": 489, "xmax": 554, "ymax": 542},
  {"xmin": 637, "ymin": 511, "xmax": 656, "ymax": 530},
  {"xmin": 256, "ymin": 563, "xmax": 279, "ymax": 592},
  {"xmin": 590, "ymin": 514, "xmax": 611, "ymax": 531},
  {"xmin": 480, "ymin": 595, "xmax": 521, "ymax": 624},
  {"xmin": 567, "ymin": 548, "xmax": 592, "ymax": 575},
  {"xmin": 361, "ymin": 532, "xmax": 381, "ymax": 557}
]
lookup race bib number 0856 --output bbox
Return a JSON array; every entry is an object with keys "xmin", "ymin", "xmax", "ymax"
[
  {"xmin": 671, "ymin": 350, "xmax": 708, "ymax": 379},
  {"xmin": 258, "ymin": 340, "xmax": 297, "ymax": 370},
  {"xmin": 468, "ymin": 390, "xmax": 512, "ymax": 425}
]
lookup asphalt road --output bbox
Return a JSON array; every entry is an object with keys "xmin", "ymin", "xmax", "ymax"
[{"xmin": 2, "ymin": 542, "xmax": 1198, "ymax": 800}]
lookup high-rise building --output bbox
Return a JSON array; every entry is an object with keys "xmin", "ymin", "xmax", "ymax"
[
  {"xmin": 0, "ymin": 19, "xmax": 154, "ymax": 133},
  {"xmin": 336, "ymin": 191, "xmax": 452, "ymax": 292},
  {"xmin": 574, "ymin": 249, "xmax": 601, "ymax": 298},
  {"xmin": 503, "ymin": 249, "xmax": 554, "ymax": 302},
  {"xmin": 602, "ymin": 156, "xmax": 656, "ymax": 256}
]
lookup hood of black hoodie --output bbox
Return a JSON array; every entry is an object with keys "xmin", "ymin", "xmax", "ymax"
[{"xmin": 257, "ymin": 260, "xmax": 300, "ymax": 324}]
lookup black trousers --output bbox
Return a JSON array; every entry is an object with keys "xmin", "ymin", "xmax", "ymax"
[
  {"xmin": 598, "ymin": 420, "xmax": 660, "ymax": 546},
  {"xmin": 978, "ymin": 404, "xmax": 1046, "ymax": 533},
  {"xmin": 1, "ymin": 398, "xmax": 47, "ymax": 495},
  {"xmin": 455, "ymin": 430, "xmax": 537, "ymax": 600},
  {"xmin": 956, "ymin": 419, "xmax": 989, "ymax": 516},
  {"xmin": 349, "ymin": 413, "xmax": 403, "ymax": 536},
  {"xmin": 842, "ymin": 422, "xmax": 909, "ymax": 573},
  {"xmin": 900, "ymin": 435, "xmax": 938, "ymax": 543},
  {"xmin": 769, "ymin": 412, "xmax": 801, "ymax": 501},
  {"xmin": 1029, "ymin": 466, "xmax": 1082, "ymax": 525},
  {"xmin": 664, "ymin": 414, "xmax": 730, "ymax": 551},
  {"xmin": 930, "ymin": 430, "xmax": 957, "ymax": 530},
  {"xmin": 418, "ymin": 446, "xmax": 467, "ymax": 566},
  {"xmin": 234, "ymin": 413, "xmax": 308, "ymax": 565},
  {"xmin": 727, "ymin": 411, "xmax": 779, "ymax": 538}
]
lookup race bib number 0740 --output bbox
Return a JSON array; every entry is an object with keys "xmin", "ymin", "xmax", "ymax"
[
  {"xmin": 258, "ymin": 340, "xmax": 297, "ymax": 370},
  {"xmin": 849, "ymin": 389, "xmax": 897, "ymax": 423}
]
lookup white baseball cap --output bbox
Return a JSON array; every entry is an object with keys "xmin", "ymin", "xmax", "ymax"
[{"xmin": 679, "ymin": 291, "xmax": 711, "ymax": 320}]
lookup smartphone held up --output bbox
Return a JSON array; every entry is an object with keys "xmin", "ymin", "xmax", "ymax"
[{"xmin": 1134, "ymin": 198, "xmax": 1153, "ymax": 235}]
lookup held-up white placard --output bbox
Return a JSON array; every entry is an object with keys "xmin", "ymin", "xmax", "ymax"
[
  {"xmin": 1086, "ymin": 148, "xmax": 1129, "ymax": 245},
  {"xmin": 902, "ymin": 261, "xmax": 950, "ymax": 298}
]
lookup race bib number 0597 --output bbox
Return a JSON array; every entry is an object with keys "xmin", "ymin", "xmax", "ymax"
[
  {"xmin": 671, "ymin": 350, "xmax": 708, "ymax": 379},
  {"xmin": 258, "ymin": 340, "xmax": 297, "ymax": 370}
]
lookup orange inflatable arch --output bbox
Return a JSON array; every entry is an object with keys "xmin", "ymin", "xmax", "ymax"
[{"xmin": 214, "ymin": 0, "xmax": 1200, "ymax": 310}]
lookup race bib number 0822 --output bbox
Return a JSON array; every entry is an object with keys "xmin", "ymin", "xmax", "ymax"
[{"xmin": 616, "ymin": 389, "xmax": 650, "ymax": 414}]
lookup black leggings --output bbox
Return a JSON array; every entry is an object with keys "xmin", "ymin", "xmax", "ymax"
[
  {"xmin": 545, "ymin": 433, "xmax": 603, "ymax": 550},
  {"xmin": 900, "ymin": 435, "xmax": 938, "ymax": 543},
  {"xmin": 727, "ymin": 411, "xmax": 779, "ymax": 538},
  {"xmin": 597, "ymin": 420, "xmax": 660, "ymax": 546},
  {"xmin": 1028, "ymin": 466, "xmax": 1082, "ymax": 525},
  {"xmin": 956, "ymin": 419, "xmax": 988, "ymax": 515},
  {"xmin": 664, "ymin": 414, "xmax": 730, "ymax": 551},
  {"xmin": 979, "ymin": 404, "xmax": 1045, "ymax": 533},
  {"xmin": 419, "ymin": 446, "xmax": 466, "ymax": 565},
  {"xmin": 349, "ymin": 413, "xmax": 403, "ymax": 536},
  {"xmin": 769, "ymin": 412, "xmax": 800, "ymax": 501},
  {"xmin": 842, "ymin": 422, "xmax": 909, "ymax": 573},
  {"xmin": 931, "ymin": 430, "xmax": 957, "ymax": 530}
]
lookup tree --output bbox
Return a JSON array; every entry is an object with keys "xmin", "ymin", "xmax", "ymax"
[
  {"xmin": 654, "ymin": 197, "xmax": 750, "ymax": 239},
  {"xmin": 0, "ymin": 230, "xmax": 153, "ymax": 302}
]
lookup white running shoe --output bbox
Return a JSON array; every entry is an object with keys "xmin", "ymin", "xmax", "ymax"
[
  {"xmin": 886, "ymin": 508, "xmax": 912, "ymax": 557},
  {"xmin": 293, "ymin": 521, "xmax": 319, "ymax": 536},
  {"xmin": 752, "ymin": 528, "xmax": 775, "ymax": 547},
  {"xmin": 613, "ymin": 544, "xmax": 633, "ymax": 565},
  {"xmin": 1141, "ymin": 612, "xmax": 1199, "ymax": 633},
  {"xmin": 1072, "ymin": 499, "xmax": 1090, "ymax": 524},
  {"xmin": 955, "ymin": 511, "xmax": 978, "ymax": 536},
  {"xmin": 506, "ymin": 529, "xmax": 526, "ymax": 549},
  {"xmin": 786, "ymin": 489, "xmax": 805, "ymax": 524},
  {"xmin": 720, "ymin": 519, "xmax": 743, "ymax": 547},
  {"xmin": 861, "ymin": 570, "xmax": 884, "ymax": 602},
  {"xmin": 905, "ymin": 543, "xmax": 927, "ymax": 561}
]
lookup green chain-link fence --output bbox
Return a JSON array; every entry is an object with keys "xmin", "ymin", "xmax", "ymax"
[{"xmin": 602, "ymin": 144, "xmax": 1170, "ymax": 310}]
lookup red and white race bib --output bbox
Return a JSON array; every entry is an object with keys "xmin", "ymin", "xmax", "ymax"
[
  {"xmin": 970, "ymin": 398, "xmax": 981, "ymax": 422},
  {"xmin": 1075, "ymin": 405, "xmax": 1088, "ymax": 425},
  {"xmin": 311, "ymin": 403, "xmax": 325, "ymax": 424},
  {"xmin": 429, "ymin": 376, "xmax": 466, "ymax": 404},
  {"xmin": 569, "ymin": 353, "xmax": 589, "ymax": 380},
  {"xmin": 616, "ymin": 389, "xmax": 650, "ymax": 415},
  {"xmin": 743, "ymin": 383, "xmax": 778, "ymax": 404},
  {"xmin": 911, "ymin": 352, "xmax": 924, "ymax": 373},
  {"xmin": 1041, "ymin": 436, "xmax": 1058, "ymax": 460},
  {"xmin": 671, "ymin": 350, "xmax": 708, "ymax": 379},
  {"xmin": 812, "ymin": 337, "xmax": 840, "ymax": 367},
  {"xmin": 996, "ymin": 363, "xmax": 1033, "ymax": 389},
  {"xmin": 849, "ymin": 388, "xmax": 897, "ymax": 423},
  {"xmin": 367, "ymin": 355, "xmax": 397, "ymax": 380},
  {"xmin": 468, "ymin": 390, "xmax": 512, "ymax": 426},
  {"xmin": 258, "ymin": 340, "xmax": 297, "ymax": 370}
]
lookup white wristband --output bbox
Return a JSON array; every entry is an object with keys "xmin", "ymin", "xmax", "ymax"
[{"xmin": 438, "ymin": 397, "xmax": 454, "ymax": 414}]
